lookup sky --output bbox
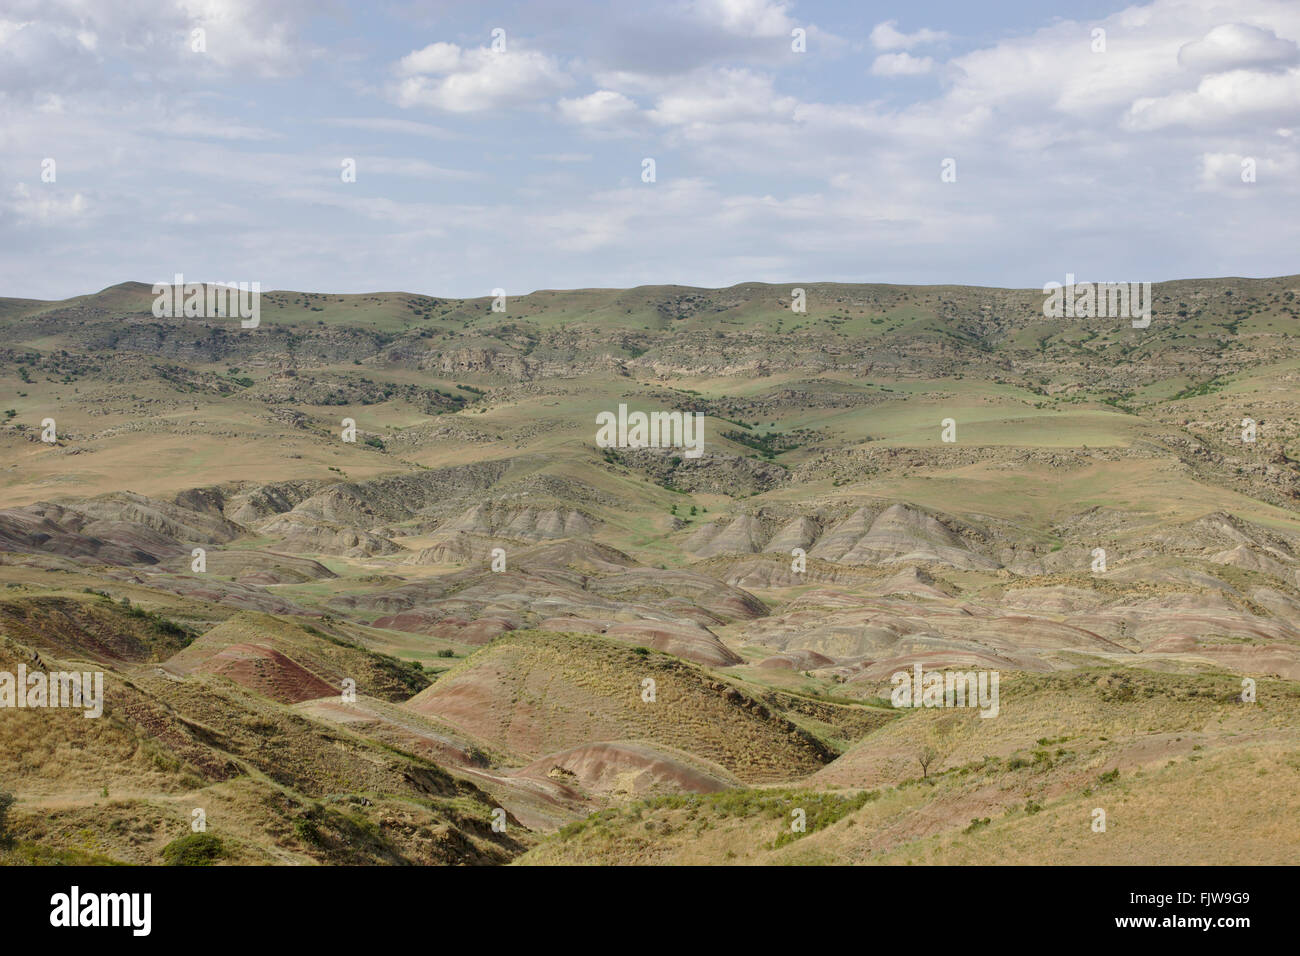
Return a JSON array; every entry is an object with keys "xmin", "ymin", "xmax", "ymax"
[{"xmin": 0, "ymin": 0, "xmax": 1297, "ymax": 300}]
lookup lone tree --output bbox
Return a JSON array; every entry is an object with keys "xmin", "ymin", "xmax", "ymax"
[
  {"xmin": 918, "ymin": 745, "xmax": 938, "ymax": 779},
  {"xmin": 917, "ymin": 714, "xmax": 962, "ymax": 781}
]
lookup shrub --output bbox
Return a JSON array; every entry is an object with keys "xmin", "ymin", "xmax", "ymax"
[
  {"xmin": 0, "ymin": 790, "xmax": 14, "ymax": 844},
  {"xmin": 161, "ymin": 833, "xmax": 225, "ymax": 866},
  {"xmin": 293, "ymin": 818, "xmax": 323, "ymax": 846}
]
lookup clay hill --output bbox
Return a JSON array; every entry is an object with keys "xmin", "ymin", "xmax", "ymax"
[{"xmin": 1, "ymin": 276, "xmax": 1298, "ymax": 865}]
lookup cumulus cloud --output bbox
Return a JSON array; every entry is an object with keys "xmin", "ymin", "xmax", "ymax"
[
  {"xmin": 869, "ymin": 20, "xmax": 949, "ymax": 51},
  {"xmin": 871, "ymin": 52, "xmax": 934, "ymax": 76},
  {"xmin": 1126, "ymin": 67, "xmax": 1300, "ymax": 130},
  {"xmin": 397, "ymin": 41, "xmax": 463, "ymax": 76},
  {"xmin": 175, "ymin": 0, "xmax": 310, "ymax": 76},
  {"xmin": 647, "ymin": 68, "xmax": 797, "ymax": 125},
  {"xmin": 1, "ymin": 0, "xmax": 1299, "ymax": 299},
  {"xmin": 391, "ymin": 42, "xmax": 572, "ymax": 112},
  {"xmin": 1178, "ymin": 23, "xmax": 1299, "ymax": 73},
  {"xmin": 558, "ymin": 90, "xmax": 640, "ymax": 125}
]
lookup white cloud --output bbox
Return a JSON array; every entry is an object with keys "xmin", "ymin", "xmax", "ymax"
[
  {"xmin": 870, "ymin": 20, "xmax": 949, "ymax": 51},
  {"xmin": 558, "ymin": 90, "xmax": 639, "ymax": 125},
  {"xmin": 398, "ymin": 41, "xmax": 462, "ymax": 76},
  {"xmin": 1178, "ymin": 23, "xmax": 1298, "ymax": 73},
  {"xmin": 391, "ymin": 43, "xmax": 572, "ymax": 112},
  {"xmin": 1126, "ymin": 67, "xmax": 1300, "ymax": 129},
  {"xmin": 871, "ymin": 52, "xmax": 934, "ymax": 76},
  {"xmin": 2, "ymin": 0, "xmax": 1299, "ymax": 299},
  {"xmin": 1199, "ymin": 150, "xmax": 1296, "ymax": 191},
  {"xmin": 0, "ymin": 0, "xmax": 314, "ymax": 92},
  {"xmin": 687, "ymin": 0, "xmax": 796, "ymax": 39},
  {"xmin": 647, "ymin": 68, "xmax": 796, "ymax": 125},
  {"xmin": 175, "ymin": 0, "xmax": 309, "ymax": 76},
  {"xmin": 8, "ymin": 182, "xmax": 89, "ymax": 224}
]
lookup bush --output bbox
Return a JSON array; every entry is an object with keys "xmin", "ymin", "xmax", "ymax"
[
  {"xmin": 293, "ymin": 818, "xmax": 323, "ymax": 847},
  {"xmin": 161, "ymin": 833, "xmax": 225, "ymax": 866},
  {"xmin": 0, "ymin": 790, "xmax": 14, "ymax": 844}
]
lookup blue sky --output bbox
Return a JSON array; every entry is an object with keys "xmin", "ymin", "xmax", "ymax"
[{"xmin": 1, "ymin": 0, "xmax": 1297, "ymax": 299}]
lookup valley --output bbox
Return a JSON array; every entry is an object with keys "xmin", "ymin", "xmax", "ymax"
[{"xmin": 1, "ymin": 276, "xmax": 1297, "ymax": 865}]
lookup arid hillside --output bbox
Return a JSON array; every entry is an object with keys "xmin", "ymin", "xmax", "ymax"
[{"xmin": 1, "ymin": 277, "xmax": 1297, "ymax": 865}]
